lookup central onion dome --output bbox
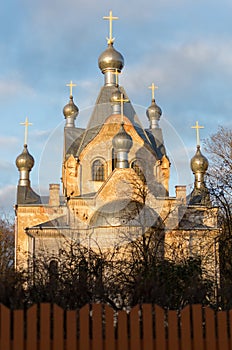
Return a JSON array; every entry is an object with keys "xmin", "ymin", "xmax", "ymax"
[
  {"xmin": 112, "ymin": 122, "xmax": 133, "ymax": 152},
  {"xmin": 63, "ymin": 96, "xmax": 79, "ymax": 119},
  {"xmin": 146, "ymin": 99, "xmax": 162, "ymax": 123},
  {"xmin": 191, "ymin": 146, "xmax": 209, "ymax": 173},
  {"xmin": 16, "ymin": 144, "xmax": 34, "ymax": 171},
  {"xmin": 98, "ymin": 43, "xmax": 124, "ymax": 73}
]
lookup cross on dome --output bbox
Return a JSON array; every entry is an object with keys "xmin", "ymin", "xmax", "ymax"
[
  {"xmin": 66, "ymin": 80, "xmax": 77, "ymax": 97},
  {"xmin": 115, "ymin": 93, "xmax": 129, "ymax": 123},
  {"xmin": 112, "ymin": 69, "xmax": 121, "ymax": 86},
  {"xmin": 103, "ymin": 10, "xmax": 119, "ymax": 45},
  {"xmin": 191, "ymin": 121, "xmax": 204, "ymax": 147},
  {"xmin": 148, "ymin": 83, "xmax": 158, "ymax": 101},
  {"xmin": 20, "ymin": 117, "xmax": 32, "ymax": 146}
]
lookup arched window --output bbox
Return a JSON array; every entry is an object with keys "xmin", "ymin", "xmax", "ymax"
[
  {"xmin": 92, "ymin": 159, "xmax": 105, "ymax": 181},
  {"xmin": 112, "ymin": 148, "xmax": 117, "ymax": 171},
  {"xmin": 131, "ymin": 160, "xmax": 146, "ymax": 183}
]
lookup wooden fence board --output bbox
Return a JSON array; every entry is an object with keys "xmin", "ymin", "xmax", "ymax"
[
  {"xmin": 155, "ymin": 305, "xmax": 166, "ymax": 350},
  {"xmin": 40, "ymin": 304, "xmax": 51, "ymax": 350},
  {"xmin": 66, "ymin": 310, "xmax": 77, "ymax": 350},
  {"xmin": 0, "ymin": 304, "xmax": 10, "ymax": 350},
  {"xmin": 13, "ymin": 309, "xmax": 24, "ymax": 350},
  {"xmin": 105, "ymin": 305, "xmax": 115, "ymax": 350},
  {"xmin": 118, "ymin": 310, "xmax": 128, "ymax": 350},
  {"xmin": 142, "ymin": 304, "xmax": 153, "ymax": 350},
  {"xmin": 217, "ymin": 311, "xmax": 229, "ymax": 350},
  {"xmin": 26, "ymin": 304, "xmax": 37, "ymax": 350},
  {"xmin": 192, "ymin": 304, "xmax": 204, "ymax": 350},
  {"xmin": 130, "ymin": 305, "xmax": 140, "ymax": 350},
  {"xmin": 92, "ymin": 304, "xmax": 103, "ymax": 350},
  {"xmin": 53, "ymin": 304, "xmax": 64, "ymax": 350},
  {"xmin": 229, "ymin": 310, "xmax": 232, "ymax": 350},
  {"xmin": 205, "ymin": 307, "xmax": 216, "ymax": 350},
  {"xmin": 79, "ymin": 304, "xmax": 89, "ymax": 350},
  {"xmin": 0, "ymin": 303, "xmax": 232, "ymax": 349},
  {"xmin": 168, "ymin": 310, "xmax": 179, "ymax": 350},
  {"xmin": 180, "ymin": 305, "xmax": 191, "ymax": 350}
]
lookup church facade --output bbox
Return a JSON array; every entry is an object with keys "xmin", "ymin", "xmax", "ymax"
[{"xmin": 15, "ymin": 12, "xmax": 219, "ymax": 288}]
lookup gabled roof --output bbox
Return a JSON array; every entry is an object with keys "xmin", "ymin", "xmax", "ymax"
[
  {"xmin": 28, "ymin": 215, "xmax": 68, "ymax": 230},
  {"xmin": 65, "ymin": 85, "xmax": 164, "ymax": 159}
]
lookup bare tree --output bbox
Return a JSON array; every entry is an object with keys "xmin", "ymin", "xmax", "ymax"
[{"xmin": 204, "ymin": 126, "xmax": 232, "ymax": 307}]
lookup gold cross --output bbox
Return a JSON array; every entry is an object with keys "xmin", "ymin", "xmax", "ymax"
[
  {"xmin": 103, "ymin": 10, "xmax": 119, "ymax": 44},
  {"xmin": 115, "ymin": 93, "xmax": 129, "ymax": 123},
  {"xmin": 20, "ymin": 117, "xmax": 32, "ymax": 145},
  {"xmin": 112, "ymin": 69, "xmax": 121, "ymax": 86},
  {"xmin": 148, "ymin": 83, "xmax": 158, "ymax": 100},
  {"xmin": 66, "ymin": 80, "xmax": 77, "ymax": 97},
  {"xmin": 191, "ymin": 121, "xmax": 204, "ymax": 146}
]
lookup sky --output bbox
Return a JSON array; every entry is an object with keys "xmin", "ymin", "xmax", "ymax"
[{"xmin": 0, "ymin": 0, "xmax": 231, "ymax": 214}]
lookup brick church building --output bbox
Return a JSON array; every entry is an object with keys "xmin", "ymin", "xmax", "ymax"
[{"xmin": 15, "ymin": 11, "xmax": 219, "ymax": 288}]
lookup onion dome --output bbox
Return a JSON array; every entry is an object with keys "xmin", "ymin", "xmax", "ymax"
[
  {"xmin": 63, "ymin": 96, "xmax": 79, "ymax": 119},
  {"xmin": 112, "ymin": 123, "xmax": 132, "ymax": 152},
  {"xmin": 191, "ymin": 146, "xmax": 209, "ymax": 173},
  {"xmin": 146, "ymin": 99, "xmax": 162, "ymax": 123},
  {"xmin": 98, "ymin": 43, "xmax": 124, "ymax": 74},
  {"xmin": 16, "ymin": 144, "xmax": 34, "ymax": 171}
]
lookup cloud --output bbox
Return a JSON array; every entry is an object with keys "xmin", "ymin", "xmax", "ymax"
[
  {"xmin": 120, "ymin": 38, "xmax": 232, "ymax": 127},
  {"xmin": 0, "ymin": 77, "xmax": 35, "ymax": 99},
  {"xmin": 0, "ymin": 185, "xmax": 16, "ymax": 214},
  {"xmin": 124, "ymin": 38, "xmax": 232, "ymax": 88},
  {"xmin": 0, "ymin": 136, "xmax": 18, "ymax": 148},
  {"xmin": 31, "ymin": 129, "xmax": 52, "ymax": 140}
]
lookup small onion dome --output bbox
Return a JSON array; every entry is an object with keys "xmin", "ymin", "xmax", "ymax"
[
  {"xmin": 98, "ymin": 43, "xmax": 124, "ymax": 74},
  {"xmin": 191, "ymin": 146, "xmax": 209, "ymax": 173},
  {"xmin": 146, "ymin": 99, "xmax": 162, "ymax": 122},
  {"xmin": 110, "ymin": 89, "xmax": 122, "ymax": 104},
  {"xmin": 16, "ymin": 144, "xmax": 34, "ymax": 171},
  {"xmin": 63, "ymin": 96, "xmax": 79, "ymax": 119},
  {"xmin": 112, "ymin": 123, "xmax": 133, "ymax": 152}
]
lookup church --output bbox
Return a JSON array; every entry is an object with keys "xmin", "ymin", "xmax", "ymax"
[{"xmin": 15, "ymin": 11, "xmax": 219, "ymax": 287}]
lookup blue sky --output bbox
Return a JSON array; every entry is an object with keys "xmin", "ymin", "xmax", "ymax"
[{"xmin": 0, "ymin": 0, "xmax": 231, "ymax": 213}]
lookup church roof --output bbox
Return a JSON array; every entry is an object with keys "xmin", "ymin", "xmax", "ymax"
[
  {"xmin": 27, "ymin": 215, "xmax": 68, "ymax": 230},
  {"xmin": 65, "ymin": 85, "xmax": 166, "ymax": 160}
]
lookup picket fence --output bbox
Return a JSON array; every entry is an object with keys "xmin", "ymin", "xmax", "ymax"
[{"xmin": 0, "ymin": 303, "xmax": 231, "ymax": 349}]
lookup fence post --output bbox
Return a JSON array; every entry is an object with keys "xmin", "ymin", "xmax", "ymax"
[
  {"xmin": 192, "ymin": 304, "xmax": 204, "ymax": 350},
  {"xmin": 79, "ymin": 304, "xmax": 90, "ymax": 350},
  {"xmin": 92, "ymin": 304, "xmax": 103, "ymax": 350},
  {"xmin": 118, "ymin": 309, "xmax": 128, "ymax": 350},
  {"xmin": 205, "ymin": 307, "xmax": 216, "ymax": 350},
  {"xmin": 40, "ymin": 303, "xmax": 51, "ymax": 350},
  {"xmin": 229, "ymin": 310, "xmax": 232, "ymax": 350},
  {"xmin": 66, "ymin": 310, "xmax": 77, "ymax": 350},
  {"xmin": 26, "ymin": 304, "xmax": 37, "ymax": 350},
  {"xmin": 142, "ymin": 304, "xmax": 153, "ymax": 350},
  {"xmin": 13, "ymin": 309, "xmax": 24, "ymax": 350},
  {"xmin": 217, "ymin": 311, "xmax": 229, "ymax": 350},
  {"xmin": 155, "ymin": 305, "xmax": 166, "ymax": 350},
  {"xmin": 53, "ymin": 304, "xmax": 64, "ymax": 350},
  {"xmin": 180, "ymin": 305, "xmax": 191, "ymax": 350},
  {"xmin": 0, "ymin": 304, "xmax": 11, "ymax": 350},
  {"xmin": 105, "ymin": 305, "xmax": 115, "ymax": 350},
  {"xmin": 168, "ymin": 310, "xmax": 179, "ymax": 350},
  {"xmin": 130, "ymin": 305, "xmax": 140, "ymax": 350}
]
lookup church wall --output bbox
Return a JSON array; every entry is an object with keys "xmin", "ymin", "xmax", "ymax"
[
  {"xmin": 16, "ymin": 205, "xmax": 66, "ymax": 269},
  {"xmin": 164, "ymin": 228, "xmax": 219, "ymax": 283},
  {"xmin": 63, "ymin": 116, "xmax": 166, "ymax": 198}
]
